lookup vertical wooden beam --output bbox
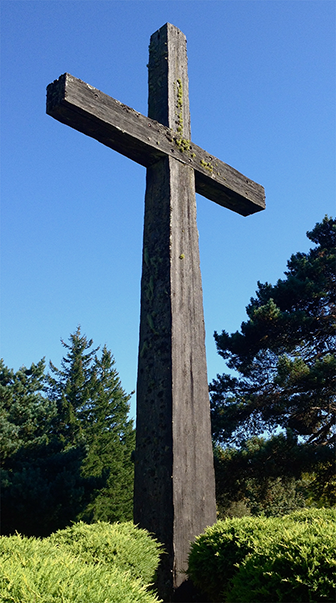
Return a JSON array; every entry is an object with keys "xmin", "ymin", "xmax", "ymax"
[
  {"xmin": 134, "ymin": 23, "xmax": 216, "ymax": 600},
  {"xmin": 46, "ymin": 20, "xmax": 265, "ymax": 601}
]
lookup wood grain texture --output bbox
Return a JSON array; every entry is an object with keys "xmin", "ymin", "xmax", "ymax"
[
  {"xmin": 134, "ymin": 24, "xmax": 216, "ymax": 598},
  {"xmin": 47, "ymin": 72, "xmax": 265, "ymax": 216}
]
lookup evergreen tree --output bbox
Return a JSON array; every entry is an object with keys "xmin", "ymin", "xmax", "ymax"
[
  {"xmin": 211, "ymin": 216, "xmax": 335, "ymax": 445},
  {"xmin": 1, "ymin": 328, "xmax": 135, "ymax": 535},
  {"xmin": 48, "ymin": 327, "xmax": 99, "ymax": 446},
  {"xmin": 48, "ymin": 328, "xmax": 135, "ymax": 523},
  {"xmin": 0, "ymin": 358, "xmax": 55, "ymax": 462},
  {"xmin": 211, "ymin": 216, "xmax": 335, "ymax": 512},
  {"xmin": 78, "ymin": 346, "xmax": 135, "ymax": 522},
  {"xmin": 0, "ymin": 357, "xmax": 94, "ymax": 536}
]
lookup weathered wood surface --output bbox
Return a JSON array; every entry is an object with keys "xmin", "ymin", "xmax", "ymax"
[
  {"xmin": 47, "ymin": 73, "xmax": 265, "ymax": 217},
  {"xmin": 134, "ymin": 23, "xmax": 217, "ymax": 598},
  {"xmin": 46, "ymin": 21, "xmax": 266, "ymax": 601}
]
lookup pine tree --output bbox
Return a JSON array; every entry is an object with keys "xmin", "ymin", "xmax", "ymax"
[
  {"xmin": 48, "ymin": 326, "xmax": 99, "ymax": 446},
  {"xmin": 0, "ymin": 357, "xmax": 94, "ymax": 536},
  {"xmin": 211, "ymin": 216, "xmax": 335, "ymax": 446},
  {"xmin": 1, "ymin": 328, "xmax": 135, "ymax": 535},
  {"xmin": 48, "ymin": 328, "xmax": 135, "ymax": 523},
  {"xmin": 211, "ymin": 216, "xmax": 336, "ymax": 511},
  {"xmin": 0, "ymin": 357, "xmax": 55, "ymax": 463},
  {"xmin": 79, "ymin": 346, "xmax": 135, "ymax": 522}
]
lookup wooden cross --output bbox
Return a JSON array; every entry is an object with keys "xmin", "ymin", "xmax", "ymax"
[{"xmin": 47, "ymin": 23, "xmax": 265, "ymax": 600}]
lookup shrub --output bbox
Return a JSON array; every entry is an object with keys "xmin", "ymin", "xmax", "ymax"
[
  {"xmin": 49, "ymin": 521, "xmax": 162, "ymax": 586},
  {"xmin": 227, "ymin": 517, "xmax": 336, "ymax": 602},
  {"xmin": 188, "ymin": 508, "xmax": 336, "ymax": 602},
  {"xmin": 188, "ymin": 515, "xmax": 280, "ymax": 600},
  {"xmin": 0, "ymin": 533, "xmax": 162, "ymax": 603},
  {"xmin": 285, "ymin": 506, "xmax": 336, "ymax": 524}
]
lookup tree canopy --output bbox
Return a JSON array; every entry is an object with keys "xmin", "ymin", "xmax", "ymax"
[
  {"xmin": 0, "ymin": 358, "xmax": 55, "ymax": 461},
  {"xmin": 211, "ymin": 216, "xmax": 335, "ymax": 513},
  {"xmin": 1, "ymin": 328, "xmax": 135, "ymax": 536},
  {"xmin": 211, "ymin": 216, "xmax": 335, "ymax": 447}
]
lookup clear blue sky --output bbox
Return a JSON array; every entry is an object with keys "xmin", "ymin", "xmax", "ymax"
[{"xmin": 1, "ymin": 0, "xmax": 335, "ymax": 419}]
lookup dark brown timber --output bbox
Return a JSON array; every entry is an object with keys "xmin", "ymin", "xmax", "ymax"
[
  {"xmin": 134, "ymin": 24, "xmax": 217, "ymax": 598},
  {"xmin": 46, "ymin": 22, "xmax": 265, "ymax": 601},
  {"xmin": 47, "ymin": 74, "xmax": 265, "ymax": 217}
]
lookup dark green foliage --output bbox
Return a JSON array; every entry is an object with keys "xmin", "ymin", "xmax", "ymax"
[
  {"xmin": 48, "ymin": 329, "xmax": 135, "ymax": 525},
  {"xmin": 1, "ymin": 328, "xmax": 135, "ymax": 536},
  {"xmin": 211, "ymin": 217, "xmax": 335, "ymax": 510},
  {"xmin": 211, "ymin": 216, "xmax": 335, "ymax": 446},
  {"xmin": 188, "ymin": 509, "xmax": 336, "ymax": 603},
  {"xmin": 49, "ymin": 521, "xmax": 162, "ymax": 586},
  {"xmin": 0, "ymin": 359, "xmax": 92, "ymax": 536},
  {"xmin": 0, "ymin": 358, "xmax": 55, "ymax": 461},
  {"xmin": 1, "ymin": 441, "xmax": 98, "ymax": 537},
  {"xmin": 48, "ymin": 328, "xmax": 100, "ymax": 446},
  {"xmin": 214, "ymin": 432, "xmax": 333, "ymax": 518},
  {"xmin": 77, "ymin": 345, "xmax": 136, "ymax": 523},
  {"xmin": 0, "ymin": 526, "xmax": 162, "ymax": 603}
]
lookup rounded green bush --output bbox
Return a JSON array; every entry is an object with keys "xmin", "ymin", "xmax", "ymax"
[
  {"xmin": 188, "ymin": 508, "xmax": 336, "ymax": 602},
  {"xmin": 188, "ymin": 515, "xmax": 281, "ymax": 600},
  {"xmin": 227, "ymin": 518, "xmax": 336, "ymax": 602},
  {"xmin": 0, "ymin": 533, "xmax": 161, "ymax": 603},
  {"xmin": 49, "ymin": 521, "xmax": 162, "ymax": 586}
]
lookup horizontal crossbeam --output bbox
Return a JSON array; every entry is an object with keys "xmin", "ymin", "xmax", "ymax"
[{"xmin": 47, "ymin": 73, "xmax": 265, "ymax": 217}]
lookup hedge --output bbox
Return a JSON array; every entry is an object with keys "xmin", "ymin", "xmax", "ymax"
[
  {"xmin": 0, "ymin": 523, "xmax": 162, "ymax": 603},
  {"xmin": 227, "ymin": 518, "xmax": 336, "ymax": 602},
  {"xmin": 49, "ymin": 521, "xmax": 162, "ymax": 586},
  {"xmin": 188, "ymin": 508, "xmax": 336, "ymax": 602}
]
